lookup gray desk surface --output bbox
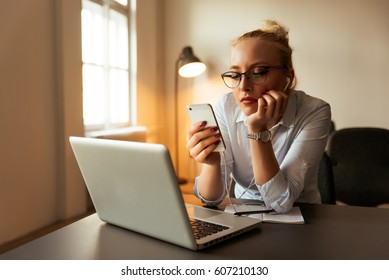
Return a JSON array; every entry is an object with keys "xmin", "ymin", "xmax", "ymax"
[{"xmin": 2, "ymin": 203, "xmax": 389, "ymax": 260}]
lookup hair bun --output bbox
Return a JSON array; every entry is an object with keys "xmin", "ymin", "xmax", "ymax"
[{"xmin": 261, "ymin": 19, "xmax": 289, "ymax": 44}]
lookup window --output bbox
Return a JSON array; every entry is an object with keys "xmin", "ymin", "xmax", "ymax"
[{"xmin": 81, "ymin": 0, "xmax": 133, "ymax": 130}]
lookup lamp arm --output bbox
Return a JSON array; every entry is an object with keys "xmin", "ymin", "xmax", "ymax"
[{"xmin": 174, "ymin": 58, "xmax": 180, "ymax": 179}]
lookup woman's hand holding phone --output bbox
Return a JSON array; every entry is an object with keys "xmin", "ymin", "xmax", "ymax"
[{"xmin": 186, "ymin": 104, "xmax": 225, "ymax": 165}]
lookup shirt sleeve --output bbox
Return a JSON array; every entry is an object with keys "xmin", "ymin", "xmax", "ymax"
[
  {"xmin": 193, "ymin": 176, "xmax": 227, "ymax": 206},
  {"xmin": 258, "ymin": 103, "xmax": 332, "ymax": 213}
]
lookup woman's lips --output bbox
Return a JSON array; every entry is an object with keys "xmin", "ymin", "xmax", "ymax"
[{"xmin": 241, "ymin": 96, "xmax": 258, "ymax": 105}]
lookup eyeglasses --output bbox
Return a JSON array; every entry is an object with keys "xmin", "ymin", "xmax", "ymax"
[
  {"xmin": 221, "ymin": 65, "xmax": 285, "ymax": 89},
  {"xmin": 225, "ymin": 177, "xmax": 273, "ymax": 215}
]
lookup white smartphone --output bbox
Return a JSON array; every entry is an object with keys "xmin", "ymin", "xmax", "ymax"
[{"xmin": 187, "ymin": 103, "xmax": 226, "ymax": 152}]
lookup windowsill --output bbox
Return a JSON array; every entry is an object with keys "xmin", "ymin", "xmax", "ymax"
[
  {"xmin": 85, "ymin": 126, "xmax": 145, "ymax": 137},
  {"xmin": 85, "ymin": 126, "xmax": 147, "ymax": 142}
]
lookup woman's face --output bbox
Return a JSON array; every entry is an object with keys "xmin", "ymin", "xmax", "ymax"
[{"xmin": 230, "ymin": 38, "xmax": 291, "ymax": 116}]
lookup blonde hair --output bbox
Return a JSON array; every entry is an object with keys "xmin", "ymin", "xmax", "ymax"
[{"xmin": 233, "ymin": 20, "xmax": 294, "ymax": 76}]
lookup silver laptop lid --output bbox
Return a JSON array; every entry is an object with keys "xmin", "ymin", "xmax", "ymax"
[{"xmin": 69, "ymin": 136, "xmax": 197, "ymax": 250}]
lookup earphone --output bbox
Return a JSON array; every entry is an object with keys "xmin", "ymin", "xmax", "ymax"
[{"xmin": 284, "ymin": 77, "xmax": 291, "ymax": 92}]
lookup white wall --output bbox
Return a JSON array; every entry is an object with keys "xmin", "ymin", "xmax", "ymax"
[
  {"xmin": 0, "ymin": 0, "xmax": 87, "ymax": 246},
  {"xmin": 136, "ymin": 0, "xmax": 167, "ymax": 144},
  {"xmin": 162, "ymin": 0, "xmax": 389, "ymax": 181},
  {"xmin": 0, "ymin": 0, "xmax": 166, "ymax": 248}
]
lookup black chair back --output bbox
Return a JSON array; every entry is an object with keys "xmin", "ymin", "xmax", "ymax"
[
  {"xmin": 327, "ymin": 127, "xmax": 389, "ymax": 207},
  {"xmin": 317, "ymin": 152, "xmax": 336, "ymax": 204}
]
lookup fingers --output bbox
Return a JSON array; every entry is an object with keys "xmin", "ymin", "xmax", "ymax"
[
  {"xmin": 260, "ymin": 90, "xmax": 288, "ymax": 119},
  {"xmin": 187, "ymin": 128, "xmax": 221, "ymax": 154},
  {"xmin": 186, "ymin": 121, "xmax": 221, "ymax": 163},
  {"xmin": 190, "ymin": 138, "xmax": 221, "ymax": 163},
  {"xmin": 186, "ymin": 121, "xmax": 211, "ymax": 150},
  {"xmin": 187, "ymin": 121, "xmax": 207, "ymax": 139}
]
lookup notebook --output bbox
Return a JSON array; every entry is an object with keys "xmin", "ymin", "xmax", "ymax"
[{"xmin": 69, "ymin": 136, "xmax": 261, "ymax": 250}]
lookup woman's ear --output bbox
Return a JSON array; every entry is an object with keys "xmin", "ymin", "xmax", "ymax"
[
  {"xmin": 284, "ymin": 77, "xmax": 291, "ymax": 91},
  {"xmin": 285, "ymin": 69, "xmax": 295, "ymax": 90}
]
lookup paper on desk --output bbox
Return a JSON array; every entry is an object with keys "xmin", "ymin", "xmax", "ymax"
[
  {"xmin": 224, "ymin": 204, "xmax": 305, "ymax": 224},
  {"xmin": 263, "ymin": 207, "xmax": 305, "ymax": 224}
]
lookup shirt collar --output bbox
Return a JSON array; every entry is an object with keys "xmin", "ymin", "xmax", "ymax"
[
  {"xmin": 236, "ymin": 110, "xmax": 246, "ymax": 124},
  {"xmin": 279, "ymin": 90, "xmax": 296, "ymax": 128}
]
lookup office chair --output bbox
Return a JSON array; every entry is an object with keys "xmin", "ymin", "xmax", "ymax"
[
  {"xmin": 317, "ymin": 152, "xmax": 336, "ymax": 204},
  {"xmin": 327, "ymin": 127, "xmax": 389, "ymax": 207}
]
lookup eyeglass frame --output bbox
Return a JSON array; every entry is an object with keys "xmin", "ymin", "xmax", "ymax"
[{"xmin": 221, "ymin": 65, "xmax": 288, "ymax": 89}]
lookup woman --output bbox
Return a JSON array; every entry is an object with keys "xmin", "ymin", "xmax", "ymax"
[{"xmin": 186, "ymin": 20, "xmax": 331, "ymax": 213}]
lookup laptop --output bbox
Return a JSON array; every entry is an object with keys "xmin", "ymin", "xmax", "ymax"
[{"xmin": 69, "ymin": 136, "xmax": 261, "ymax": 250}]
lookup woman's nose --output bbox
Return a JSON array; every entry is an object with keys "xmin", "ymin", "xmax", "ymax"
[{"xmin": 239, "ymin": 74, "xmax": 252, "ymax": 91}]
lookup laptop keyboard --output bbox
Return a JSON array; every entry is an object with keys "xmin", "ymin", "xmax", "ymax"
[{"xmin": 189, "ymin": 218, "xmax": 229, "ymax": 240}]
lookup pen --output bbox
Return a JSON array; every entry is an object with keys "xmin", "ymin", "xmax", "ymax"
[{"xmin": 234, "ymin": 209, "xmax": 274, "ymax": 215}]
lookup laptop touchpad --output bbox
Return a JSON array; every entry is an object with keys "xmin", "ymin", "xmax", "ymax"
[{"xmin": 186, "ymin": 206, "xmax": 223, "ymax": 219}]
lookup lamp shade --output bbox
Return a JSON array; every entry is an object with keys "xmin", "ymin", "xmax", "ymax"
[{"xmin": 177, "ymin": 46, "xmax": 206, "ymax": 77}]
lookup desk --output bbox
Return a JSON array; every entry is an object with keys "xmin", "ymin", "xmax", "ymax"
[{"xmin": 1, "ymin": 203, "xmax": 389, "ymax": 260}]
